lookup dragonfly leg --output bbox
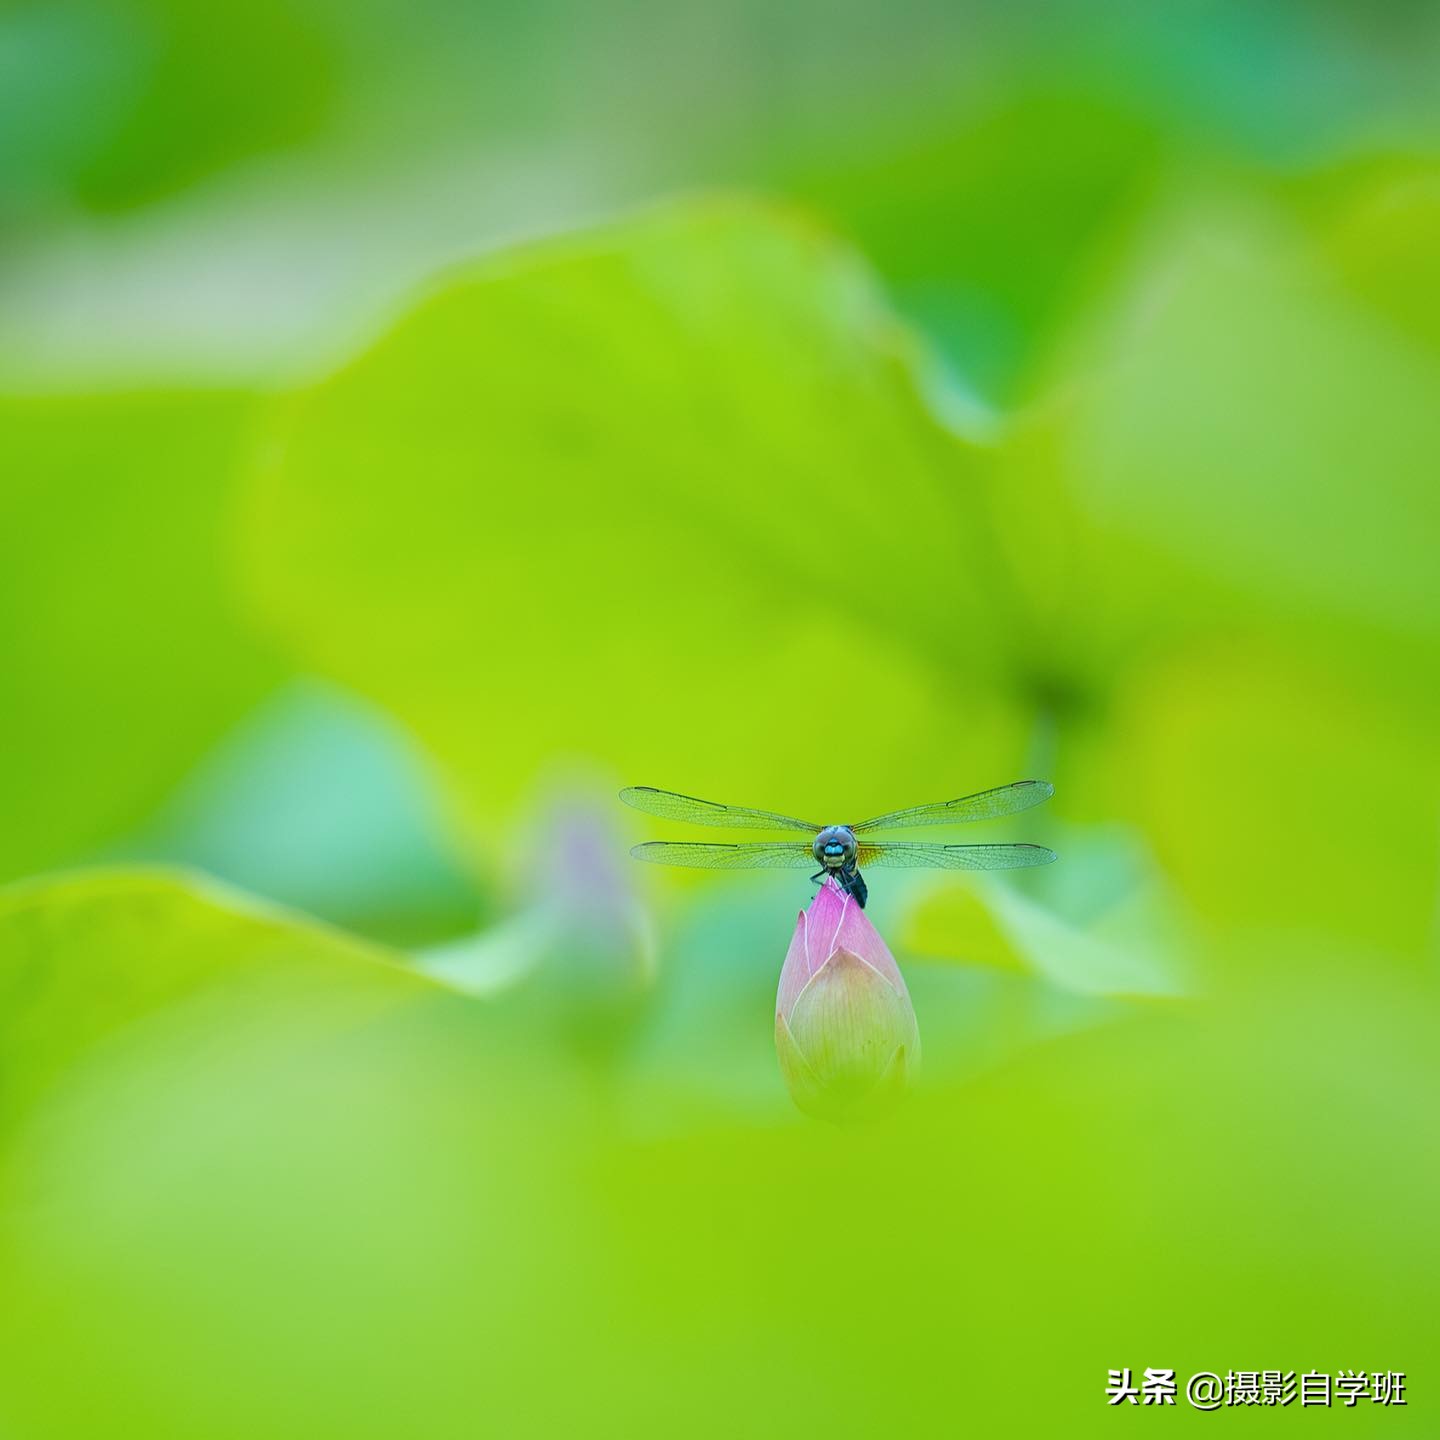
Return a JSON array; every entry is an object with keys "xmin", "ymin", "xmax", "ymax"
[
  {"xmin": 836, "ymin": 865, "xmax": 869, "ymax": 909},
  {"xmin": 810, "ymin": 866, "xmax": 868, "ymax": 907},
  {"xmin": 840, "ymin": 858, "xmax": 864, "ymax": 904}
]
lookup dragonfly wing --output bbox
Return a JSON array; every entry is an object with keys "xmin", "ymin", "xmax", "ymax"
[
  {"xmin": 620, "ymin": 787, "xmax": 819, "ymax": 833},
  {"xmin": 630, "ymin": 842, "xmax": 817, "ymax": 870},
  {"xmin": 857, "ymin": 841, "xmax": 1057, "ymax": 870},
  {"xmin": 851, "ymin": 780, "xmax": 1054, "ymax": 833}
]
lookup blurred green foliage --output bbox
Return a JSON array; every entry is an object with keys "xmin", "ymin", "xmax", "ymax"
[
  {"xmin": 2, "ymin": 0, "xmax": 1438, "ymax": 1434},
  {"xmin": 0, "ymin": 393, "xmax": 281, "ymax": 880},
  {"xmin": 244, "ymin": 200, "xmax": 1027, "ymax": 839}
]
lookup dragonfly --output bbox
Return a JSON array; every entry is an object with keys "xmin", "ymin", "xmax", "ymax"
[{"xmin": 620, "ymin": 780, "xmax": 1056, "ymax": 909}]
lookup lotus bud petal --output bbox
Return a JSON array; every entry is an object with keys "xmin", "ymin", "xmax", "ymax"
[{"xmin": 775, "ymin": 878, "xmax": 919, "ymax": 1121}]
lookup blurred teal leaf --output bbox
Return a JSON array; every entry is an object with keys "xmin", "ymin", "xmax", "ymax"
[
  {"xmin": 791, "ymin": 90, "xmax": 1160, "ymax": 403},
  {"xmin": 115, "ymin": 680, "xmax": 484, "ymax": 947},
  {"xmin": 10, "ymin": 0, "xmax": 338, "ymax": 213}
]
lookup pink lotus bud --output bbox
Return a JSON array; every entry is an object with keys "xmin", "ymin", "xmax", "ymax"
[{"xmin": 774, "ymin": 878, "xmax": 920, "ymax": 1121}]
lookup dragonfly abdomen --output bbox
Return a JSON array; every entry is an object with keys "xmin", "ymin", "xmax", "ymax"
[{"xmin": 835, "ymin": 863, "xmax": 869, "ymax": 909}]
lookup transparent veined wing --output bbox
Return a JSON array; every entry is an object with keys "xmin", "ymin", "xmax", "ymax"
[
  {"xmin": 851, "ymin": 780, "xmax": 1054, "ymax": 833},
  {"xmin": 630, "ymin": 842, "xmax": 817, "ymax": 869},
  {"xmin": 856, "ymin": 841, "xmax": 1057, "ymax": 870},
  {"xmin": 620, "ymin": 786, "xmax": 819, "ymax": 833}
]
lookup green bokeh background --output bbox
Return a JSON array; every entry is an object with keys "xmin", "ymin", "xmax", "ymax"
[{"xmin": 2, "ymin": 2, "xmax": 1438, "ymax": 1434}]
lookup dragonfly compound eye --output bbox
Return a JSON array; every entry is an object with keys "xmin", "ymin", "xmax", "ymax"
[{"xmin": 810, "ymin": 826, "xmax": 855, "ymax": 867}]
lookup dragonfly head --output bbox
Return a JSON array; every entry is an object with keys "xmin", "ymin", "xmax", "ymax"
[{"xmin": 812, "ymin": 825, "xmax": 857, "ymax": 869}]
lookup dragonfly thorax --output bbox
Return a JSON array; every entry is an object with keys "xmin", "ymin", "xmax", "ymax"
[{"xmin": 812, "ymin": 825, "xmax": 857, "ymax": 869}]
